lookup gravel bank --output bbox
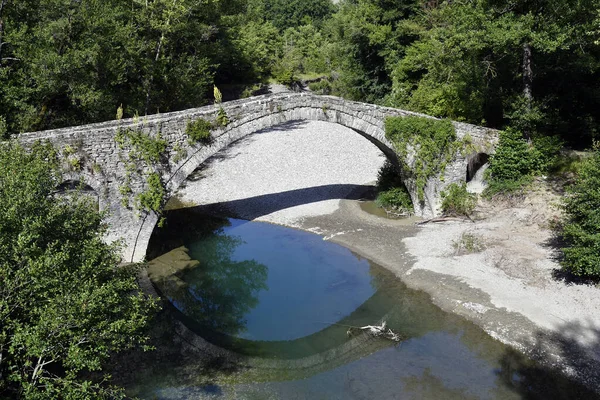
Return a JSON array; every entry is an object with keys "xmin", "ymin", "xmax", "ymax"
[{"xmin": 175, "ymin": 120, "xmax": 386, "ymax": 226}]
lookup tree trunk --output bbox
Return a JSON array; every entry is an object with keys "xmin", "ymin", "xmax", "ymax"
[
  {"xmin": 0, "ymin": 0, "xmax": 8, "ymax": 67},
  {"xmin": 522, "ymin": 42, "xmax": 533, "ymax": 109},
  {"xmin": 522, "ymin": 42, "xmax": 533, "ymax": 140}
]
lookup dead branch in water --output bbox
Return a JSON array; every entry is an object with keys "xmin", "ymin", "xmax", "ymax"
[{"xmin": 347, "ymin": 320, "xmax": 402, "ymax": 342}]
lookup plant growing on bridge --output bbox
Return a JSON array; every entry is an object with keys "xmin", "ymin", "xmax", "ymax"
[
  {"xmin": 135, "ymin": 172, "xmax": 167, "ymax": 226},
  {"xmin": 115, "ymin": 128, "xmax": 167, "ymax": 165},
  {"xmin": 0, "ymin": 141, "xmax": 158, "ymax": 398},
  {"xmin": 186, "ymin": 118, "xmax": 213, "ymax": 143},
  {"xmin": 216, "ymin": 107, "xmax": 229, "ymax": 127},
  {"xmin": 385, "ymin": 115, "xmax": 459, "ymax": 202}
]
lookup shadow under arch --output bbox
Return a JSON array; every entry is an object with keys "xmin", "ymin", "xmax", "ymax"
[{"xmin": 129, "ymin": 116, "xmax": 400, "ymax": 263}]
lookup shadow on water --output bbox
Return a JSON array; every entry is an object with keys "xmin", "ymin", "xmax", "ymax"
[
  {"xmin": 496, "ymin": 321, "xmax": 600, "ymax": 399},
  {"xmin": 166, "ymin": 183, "xmax": 373, "ymax": 223}
]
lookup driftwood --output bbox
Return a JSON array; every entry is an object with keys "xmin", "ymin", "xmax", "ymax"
[
  {"xmin": 416, "ymin": 215, "xmax": 475, "ymax": 225},
  {"xmin": 346, "ymin": 321, "xmax": 402, "ymax": 342}
]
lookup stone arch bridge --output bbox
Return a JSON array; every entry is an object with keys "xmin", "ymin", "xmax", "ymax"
[{"xmin": 18, "ymin": 93, "xmax": 498, "ymax": 262}]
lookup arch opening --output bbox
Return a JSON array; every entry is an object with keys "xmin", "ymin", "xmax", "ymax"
[
  {"xmin": 55, "ymin": 180, "xmax": 99, "ymax": 211},
  {"xmin": 130, "ymin": 98, "xmax": 416, "ymax": 263},
  {"xmin": 466, "ymin": 153, "xmax": 490, "ymax": 183}
]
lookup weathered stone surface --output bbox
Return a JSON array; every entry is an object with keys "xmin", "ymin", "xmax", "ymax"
[{"xmin": 18, "ymin": 92, "xmax": 498, "ymax": 262}]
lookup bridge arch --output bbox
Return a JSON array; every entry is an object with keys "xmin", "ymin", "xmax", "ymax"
[
  {"xmin": 130, "ymin": 104, "xmax": 403, "ymax": 262},
  {"xmin": 17, "ymin": 92, "xmax": 498, "ymax": 263}
]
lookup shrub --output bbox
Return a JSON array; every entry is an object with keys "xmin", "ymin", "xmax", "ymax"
[
  {"xmin": 532, "ymin": 134, "xmax": 563, "ymax": 173},
  {"xmin": 376, "ymin": 187, "xmax": 413, "ymax": 212},
  {"xmin": 377, "ymin": 160, "xmax": 404, "ymax": 191},
  {"xmin": 441, "ymin": 183, "xmax": 477, "ymax": 216},
  {"xmin": 273, "ymin": 65, "xmax": 299, "ymax": 88},
  {"xmin": 375, "ymin": 161, "xmax": 413, "ymax": 213},
  {"xmin": 186, "ymin": 118, "xmax": 212, "ymax": 143},
  {"xmin": 484, "ymin": 128, "xmax": 542, "ymax": 197},
  {"xmin": 309, "ymin": 79, "xmax": 332, "ymax": 95},
  {"xmin": 561, "ymin": 147, "xmax": 600, "ymax": 278}
]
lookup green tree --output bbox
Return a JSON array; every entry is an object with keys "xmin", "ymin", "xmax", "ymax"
[
  {"xmin": 561, "ymin": 146, "xmax": 600, "ymax": 279},
  {"xmin": 326, "ymin": 0, "xmax": 420, "ymax": 102},
  {"xmin": 0, "ymin": 141, "xmax": 158, "ymax": 398},
  {"xmin": 249, "ymin": 0, "xmax": 335, "ymax": 30}
]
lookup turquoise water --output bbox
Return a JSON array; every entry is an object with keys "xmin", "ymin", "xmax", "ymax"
[
  {"xmin": 138, "ymin": 209, "xmax": 600, "ymax": 399},
  {"xmin": 184, "ymin": 218, "xmax": 377, "ymax": 341}
]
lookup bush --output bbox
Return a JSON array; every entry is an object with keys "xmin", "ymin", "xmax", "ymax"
[
  {"xmin": 561, "ymin": 148, "xmax": 600, "ymax": 278},
  {"xmin": 375, "ymin": 161, "xmax": 413, "ymax": 213},
  {"xmin": 376, "ymin": 160, "xmax": 404, "ymax": 191},
  {"xmin": 453, "ymin": 232, "xmax": 486, "ymax": 255},
  {"xmin": 484, "ymin": 128, "xmax": 542, "ymax": 197},
  {"xmin": 0, "ymin": 142, "xmax": 158, "ymax": 397},
  {"xmin": 186, "ymin": 118, "xmax": 212, "ymax": 143},
  {"xmin": 376, "ymin": 187, "xmax": 413, "ymax": 212},
  {"xmin": 532, "ymin": 134, "xmax": 563, "ymax": 173},
  {"xmin": 441, "ymin": 183, "xmax": 477, "ymax": 216},
  {"xmin": 308, "ymin": 79, "xmax": 332, "ymax": 95}
]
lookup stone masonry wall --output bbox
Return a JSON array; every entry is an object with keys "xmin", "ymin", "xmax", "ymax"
[{"xmin": 18, "ymin": 92, "xmax": 498, "ymax": 262}]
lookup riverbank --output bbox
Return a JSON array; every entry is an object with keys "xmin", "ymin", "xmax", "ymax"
[{"xmin": 170, "ymin": 120, "xmax": 600, "ymax": 392}]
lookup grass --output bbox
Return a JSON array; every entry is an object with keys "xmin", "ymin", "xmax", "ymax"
[{"xmin": 453, "ymin": 232, "xmax": 486, "ymax": 255}]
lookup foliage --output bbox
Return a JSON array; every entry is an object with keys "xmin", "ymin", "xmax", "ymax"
[
  {"xmin": 324, "ymin": 0, "xmax": 420, "ymax": 103},
  {"xmin": 273, "ymin": 64, "xmax": 299, "ymax": 88},
  {"xmin": 0, "ymin": 0, "xmax": 245, "ymax": 134},
  {"xmin": 309, "ymin": 79, "xmax": 332, "ymax": 95},
  {"xmin": 376, "ymin": 187, "xmax": 413, "ymax": 213},
  {"xmin": 0, "ymin": 117, "xmax": 7, "ymax": 139},
  {"xmin": 232, "ymin": 21, "xmax": 281, "ymax": 82},
  {"xmin": 484, "ymin": 128, "xmax": 547, "ymax": 196},
  {"xmin": 186, "ymin": 118, "xmax": 213, "ymax": 143},
  {"xmin": 441, "ymin": 183, "xmax": 477, "ymax": 216},
  {"xmin": 385, "ymin": 116, "xmax": 458, "ymax": 201},
  {"xmin": 248, "ymin": 0, "xmax": 335, "ymax": 30},
  {"xmin": 561, "ymin": 147, "xmax": 600, "ymax": 278},
  {"xmin": 375, "ymin": 161, "xmax": 413, "ymax": 213},
  {"xmin": 115, "ymin": 128, "xmax": 167, "ymax": 165},
  {"xmin": 376, "ymin": 160, "xmax": 403, "ymax": 190},
  {"xmin": 0, "ymin": 141, "xmax": 158, "ymax": 398},
  {"xmin": 136, "ymin": 172, "xmax": 166, "ymax": 215},
  {"xmin": 216, "ymin": 107, "xmax": 229, "ymax": 127}
]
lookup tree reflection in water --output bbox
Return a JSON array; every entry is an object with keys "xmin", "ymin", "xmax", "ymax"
[{"xmin": 147, "ymin": 215, "xmax": 268, "ymax": 338}]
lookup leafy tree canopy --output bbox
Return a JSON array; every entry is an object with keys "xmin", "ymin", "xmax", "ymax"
[{"xmin": 0, "ymin": 141, "xmax": 158, "ymax": 398}]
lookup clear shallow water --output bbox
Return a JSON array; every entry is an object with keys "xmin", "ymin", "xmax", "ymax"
[
  {"xmin": 185, "ymin": 218, "xmax": 377, "ymax": 341},
  {"xmin": 138, "ymin": 208, "xmax": 600, "ymax": 400}
]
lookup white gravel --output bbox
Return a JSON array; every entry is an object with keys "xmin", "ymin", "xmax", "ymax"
[
  {"xmin": 175, "ymin": 120, "xmax": 386, "ymax": 226},
  {"xmin": 404, "ymin": 215, "xmax": 600, "ymax": 349}
]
